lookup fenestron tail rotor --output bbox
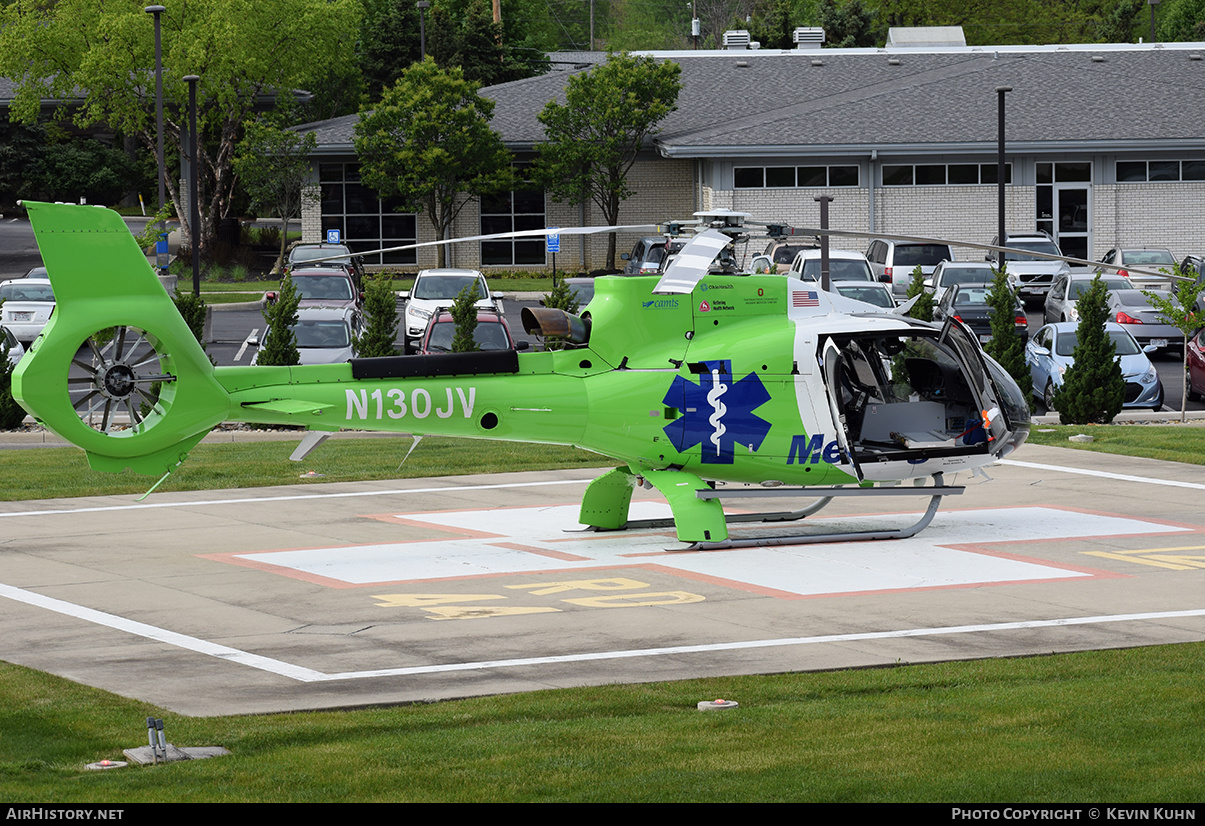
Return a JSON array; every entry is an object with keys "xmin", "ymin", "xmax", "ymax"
[{"xmin": 68, "ymin": 326, "xmax": 176, "ymax": 435}]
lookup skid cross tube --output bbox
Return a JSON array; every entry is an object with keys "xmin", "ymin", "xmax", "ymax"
[{"xmin": 676, "ymin": 477, "xmax": 964, "ymax": 550}]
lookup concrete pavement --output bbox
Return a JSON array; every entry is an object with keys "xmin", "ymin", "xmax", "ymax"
[{"xmin": 0, "ymin": 443, "xmax": 1203, "ymax": 716}]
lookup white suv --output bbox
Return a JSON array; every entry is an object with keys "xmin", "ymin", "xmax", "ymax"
[
  {"xmin": 399, "ymin": 269, "xmax": 504, "ymax": 353},
  {"xmin": 865, "ymin": 239, "xmax": 954, "ymax": 297}
]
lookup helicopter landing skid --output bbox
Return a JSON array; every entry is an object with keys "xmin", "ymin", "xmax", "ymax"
[
  {"xmin": 576, "ymin": 495, "xmax": 836, "ymax": 533},
  {"xmin": 676, "ymin": 483, "xmax": 961, "ymax": 550}
]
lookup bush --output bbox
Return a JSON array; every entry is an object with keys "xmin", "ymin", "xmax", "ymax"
[
  {"xmin": 355, "ymin": 272, "xmax": 400, "ymax": 358},
  {"xmin": 0, "ymin": 342, "xmax": 28, "ymax": 429},
  {"xmin": 1051, "ymin": 274, "xmax": 1125, "ymax": 424},
  {"xmin": 258, "ymin": 276, "xmax": 301, "ymax": 365},
  {"xmin": 451, "ymin": 281, "xmax": 481, "ymax": 353},
  {"xmin": 983, "ymin": 263, "xmax": 1029, "ymax": 390},
  {"xmin": 905, "ymin": 265, "xmax": 933, "ymax": 322}
]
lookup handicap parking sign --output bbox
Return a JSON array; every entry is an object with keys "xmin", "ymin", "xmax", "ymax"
[
  {"xmin": 546, "ymin": 229, "xmax": 560, "ymax": 253},
  {"xmin": 326, "ymin": 229, "xmax": 341, "ymax": 244}
]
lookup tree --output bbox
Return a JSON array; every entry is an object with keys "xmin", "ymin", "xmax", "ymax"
[
  {"xmin": 234, "ymin": 120, "xmax": 318, "ymax": 271},
  {"xmin": 983, "ymin": 264, "xmax": 1029, "ymax": 390},
  {"xmin": 1051, "ymin": 274, "xmax": 1125, "ymax": 424},
  {"xmin": 355, "ymin": 273, "xmax": 401, "ymax": 358},
  {"xmin": 354, "ymin": 59, "xmax": 515, "ymax": 268},
  {"xmin": 1159, "ymin": 0, "xmax": 1205, "ymax": 40},
  {"xmin": 534, "ymin": 53, "xmax": 682, "ymax": 271},
  {"xmin": 258, "ymin": 276, "xmax": 301, "ymax": 366},
  {"xmin": 818, "ymin": 0, "xmax": 882, "ymax": 48},
  {"xmin": 905, "ymin": 265, "xmax": 933, "ymax": 322},
  {"xmin": 0, "ymin": 0, "xmax": 362, "ymax": 259},
  {"xmin": 450, "ymin": 281, "xmax": 482, "ymax": 353},
  {"xmin": 1143, "ymin": 267, "xmax": 1205, "ymax": 422}
]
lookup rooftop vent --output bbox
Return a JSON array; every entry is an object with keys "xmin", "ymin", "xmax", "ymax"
[
  {"xmin": 723, "ymin": 29, "xmax": 751, "ymax": 50},
  {"xmin": 793, "ymin": 27, "xmax": 825, "ymax": 48},
  {"xmin": 885, "ymin": 26, "xmax": 966, "ymax": 48}
]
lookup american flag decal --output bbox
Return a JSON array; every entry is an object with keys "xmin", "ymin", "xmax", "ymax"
[{"xmin": 792, "ymin": 291, "xmax": 819, "ymax": 308}]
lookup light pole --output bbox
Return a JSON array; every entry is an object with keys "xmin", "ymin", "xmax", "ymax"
[
  {"xmin": 417, "ymin": 1, "xmax": 430, "ymax": 60},
  {"xmin": 1149, "ymin": 0, "xmax": 1160, "ymax": 42},
  {"xmin": 997, "ymin": 86, "xmax": 1011, "ymax": 266},
  {"xmin": 184, "ymin": 74, "xmax": 200, "ymax": 297},
  {"xmin": 144, "ymin": 5, "xmax": 166, "ymax": 273}
]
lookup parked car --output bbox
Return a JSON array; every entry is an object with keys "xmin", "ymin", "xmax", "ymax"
[
  {"xmin": 1187, "ymin": 327, "xmax": 1205, "ymax": 402},
  {"xmin": 284, "ymin": 242, "xmax": 364, "ymax": 286},
  {"xmin": 989, "ymin": 231, "xmax": 1070, "ymax": 304},
  {"xmin": 789, "ymin": 249, "xmax": 875, "ymax": 283},
  {"xmin": 419, "ymin": 309, "xmax": 528, "ymax": 354},
  {"xmin": 927, "ymin": 261, "xmax": 1004, "ymax": 304},
  {"xmin": 760, "ymin": 238, "xmax": 818, "ymax": 269},
  {"xmin": 831, "ymin": 281, "xmax": 895, "ymax": 309},
  {"xmin": 1097, "ymin": 247, "xmax": 1176, "ymax": 290},
  {"xmin": 399, "ymin": 269, "xmax": 502, "ymax": 353},
  {"xmin": 866, "ymin": 239, "xmax": 954, "ymax": 297},
  {"xmin": 1106, "ymin": 289, "xmax": 1184, "ymax": 353},
  {"xmin": 3, "ymin": 326, "xmax": 25, "ymax": 366},
  {"xmin": 933, "ymin": 283, "xmax": 1028, "ymax": 345},
  {"xmin": 251, "ymin": 307, "xmax": 361, "ymax": 366},
  {"xmin": 0, "ymin": 277, "xmax": 55, "ymax": 345},
  {"xmin": 1025, "ymin": 321, "xmax": 1163, "ymax": 411},
  {"xmin": 1043, "ymin": 273, "xmax": 1133, "ymax": 324},
  {"xmin": 622, "ymin": 236, "xmax": 685, "ymax": 274},
  {"xmin": 276, "ymin": 267, "xmax": 363, "ymax": 313}
]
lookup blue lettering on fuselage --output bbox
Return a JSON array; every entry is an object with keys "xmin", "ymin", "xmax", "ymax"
[{"xmin": 787, "ymin": 434, "xmax": 842, "ymax": 464}]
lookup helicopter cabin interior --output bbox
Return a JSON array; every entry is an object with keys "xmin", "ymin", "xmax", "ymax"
[{"xmin": 823, "ymin": 331, "xmax": 993, "ymax": 462}]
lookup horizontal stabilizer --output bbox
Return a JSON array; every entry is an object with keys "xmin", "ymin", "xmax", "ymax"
[{"xmin": 242, "ymin": 399, "xmax": 336, "ymax": 415}]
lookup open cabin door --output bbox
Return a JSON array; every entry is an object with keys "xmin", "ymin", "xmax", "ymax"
[
  {"xmin": 820, "ymin": 338, "xmax": 864, "ymax": 482},
  {"xmin": 938, "ymin": 318, "xmax": 1011, "ymax": 446}
]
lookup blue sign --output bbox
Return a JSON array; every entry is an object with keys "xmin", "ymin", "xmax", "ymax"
[
  {"xmin": 326, "ymin": 229, "xmax": 342, "ymax": 244},
  {"xmin": 546, "ymin": 229, "xmax": 560, "ymax": 253}
]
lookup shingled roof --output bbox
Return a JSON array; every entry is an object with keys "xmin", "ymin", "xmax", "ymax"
[{"xmin": 294, "ymin": 42, "xmax": 1205, "ymax": 158}]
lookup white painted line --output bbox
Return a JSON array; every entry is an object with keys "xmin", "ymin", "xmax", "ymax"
[
  {"xmin": 1, "ymin": 575, "xmax": 1202, "ymax": 683},
  {"xmin": 1000, "ymin": 459, "xmax": 1205, "ymax": 491},
  {"xmin": 233, "ymin": 328, "xmax": 258, "ymax": 362},
  {"xmin": 0, "ymin": 478, "xmax": 592, "ymax": 518},
  {"xmin": 0, "ymin": 583, "xmax": 324, "ymax": 682}
]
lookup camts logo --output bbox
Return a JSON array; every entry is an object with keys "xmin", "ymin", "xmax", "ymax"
[{"xmin": 662, "ymin": 359, "xmax": 771, "ymax": 464}]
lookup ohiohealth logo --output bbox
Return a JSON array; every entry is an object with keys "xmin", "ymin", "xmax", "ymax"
[{"xmin": 662, "ymin": 359, "xmax": 771, "ymax": 464}]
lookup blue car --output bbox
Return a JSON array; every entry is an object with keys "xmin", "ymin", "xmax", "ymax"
[{"xmin": 1025, "ymin": 322, "xmax": 1163, "ymax": 411}]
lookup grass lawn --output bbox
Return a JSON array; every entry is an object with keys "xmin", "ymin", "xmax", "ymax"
[
  {"xmin": 1025, "ymin": 423, "xmax": 1205, "ymax": 465},
  {"xmin": 1, "ymin": 644, "xmax": 1202, "ymax": 801},
  {"xmin": 0, "ymin": 435, "xmax": 608, "ymax": 501}
]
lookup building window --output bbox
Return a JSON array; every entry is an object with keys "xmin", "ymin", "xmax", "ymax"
[
  {"xmin": 480, "ymin": 164, "xmax": 546, "ymax": 266},
  {"xmin": 318, "ymin": 162, "xmax": 417, "ymax": 265},
  {"xmin": 1115, "ymin": 159, "xmax": 1205, "ymax": 182},
  {"xmin": 881, "ymin": 163, "xmax": 1011, "ymax": 186},
  {"xmin": 733, "ymin": 164, "xmax": 860, "ymax": 188}
]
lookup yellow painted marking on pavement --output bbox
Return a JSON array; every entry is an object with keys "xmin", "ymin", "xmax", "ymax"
[
  {"xmin": 562, "ymin": 591, "xmax": 706, "ymax": 608},
  {"xmin": 424, "ymin": 605, "xmax": 562, "ymax": 620},
  {"xmin": 1082, "ymin": 545, "xmax": 1205, "ymax": 571}
]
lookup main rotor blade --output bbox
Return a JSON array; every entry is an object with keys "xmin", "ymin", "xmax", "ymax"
[
  {"xmin": 783, "ymin": 226, "xmax": 1189, "ymax": 284},
  {"xmin": 303, "ymin": 224, "xmax": 664, "ymax": 267},
  {"xmin": 652, "ymin": 229, "xmax": 733, "ymax": 295}
]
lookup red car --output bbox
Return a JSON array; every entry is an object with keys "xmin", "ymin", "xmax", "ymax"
[
  {"xmin": 418, "ymin": 310, "xmax": 529, "ymax": 354},
  {"xmin": 1188, "ymin": 327, "xmax": 1205, "ymax": 402}
]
